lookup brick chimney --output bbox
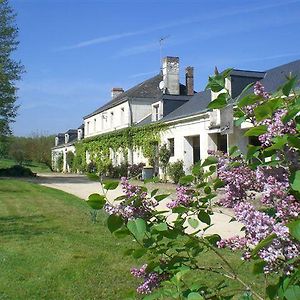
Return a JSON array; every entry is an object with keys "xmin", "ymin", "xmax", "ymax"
[
  {"xmin": 162, "ymin": 56, "xmax": 180, "ymax": 95},
  {"xmin": 111, "ymin": 87, "xmax": 124, "ymax": 99},
  {"xmin": 185, "ymin": 66, "xmax": 194, "ymax": 96}
]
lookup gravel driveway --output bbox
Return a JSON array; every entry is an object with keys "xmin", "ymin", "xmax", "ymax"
[{"xmin": 34, "ymin": 173, "xmax": 242, "ymax": 238}]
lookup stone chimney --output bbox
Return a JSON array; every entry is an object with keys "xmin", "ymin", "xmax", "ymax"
[
  {"xmin": 111, "ymin": 87, "xmax": 124, "ymax": 99},
  {"xmin": 185, "ymin": 66, "xmax": 194, "ymax": 96},
  {"xmin": 162, "ymin": 56, "xmax": 180, "ymax": 95}
]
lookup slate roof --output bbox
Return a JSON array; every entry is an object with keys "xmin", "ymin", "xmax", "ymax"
[
  {"xmin": 84, "ymin": 74, "xmax": 162, "ymax": 119},
  {"xmin": 161, "ymin": 89, "xmax": 211, "ymax": 122},
  {"xmin": 260, "ymin": 59, "xmax": 300, "ymax": 92},
  {"xmin": 161, "ymin": 59, "xmax": 300, "ymax": 123},
  {"xmin": 84, "ymin": 74, "xmax": 189, "ymax": 119}
]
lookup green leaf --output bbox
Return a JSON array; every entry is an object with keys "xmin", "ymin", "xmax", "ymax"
[
  {"xmin": 207, "ymin": 93, "xmax": 228, "ymax": 109},
  {"xmin": 282, "ymin": 108, "xmax": 300, "ymax": 123},
  {"xmin": 264, "ymin": 135, "xmax": 288, "ymax": 151},
  {"xmin": 107, "ymin": 215, "xmax": 124, "ymax": 233},
  {"xmin": 266, "ymin": 283, "xmax": 279, "ymax": 300},
  {"xmin": 254, "ymin": 103, "xmax": 272, "ymax": 122},
  {"xmin": 287, "ymin": 219, "xmax": 300, "ymax": 241},
  {"xmin": 179, "ymin": 175, "xmax": 194, "ymax": 185},
  {"xmin": 282, "ymin": 75, "xmax": 297, "ymax": 96},
  {"xmin": 246, "ymin": 145, "xmax": 260, "ymax": 161},
  {"xmin": 252, "ymin": 233, "xmax": 276, "ymax": 257},
  {"xmin": 234, "ymin": 116, "xmax": 247, "ymax": 127},
  {"xmin": 291, "ymin": 170, "xmax": 300, "ymax": 192},
  {"xmin": 150, "ymin": 188, "xmax": 159, "ymax": 197},
  {"xmin": 213, "ymin": 178, "xmax": 225, "ymax": 190},
  {"xmin": 252, "ymin": 260, "xmax": 266, "ymax": 274},
  {"xmin": 229, "ymin": 145, "xmax": 238, "ymax": 156},
  {"xmin": 202, "ymin": 156, "xmax": 218, "ymax": 167},
  {"xmin": 205, "ymin": 234, "xmax": 221, "ymax": 246},
  {"xmin": 244, "ymin": 125, "xmax": 267, "ymax": 137},
  {"xmin": 198, "ymin": 210, "xmax": 211, "ymax": 225},
  {"xmin": 103, "ymin": 180, "xmax": 119, "ymax": 190},
  {"xmin": 187, "ymin": 292, "xmax": 204, "ymax": 300},
  {"xmin": 154, "ymin": 194, "xmax": 170, "ymax": 201},
  {"xmin": 114, "ymin": 228, "xmax": 130, "ymax": 238},
  {"xmin": 86, "ymin": 193, "xmax": 106, "ymax": 210},
  {"xmin": 284, "ymin": 285, "xmax": 300, "ymax": 300},
  {"xmin": 188, "ymin": 218, "xmax": 199, "ymax": 229},
  {"xmin": 204, "ymin": 186, "xmax": 211, "ymax": 194},
  {"xmin": 153, "ymin": 222, "xmax": 168, "ymax": 231},
  {"xmin": 237, "ymin": 94, "xmax": 259, "ymax": 108},
  {"xmin": 288, "ymin": 136, "xmax": 300, "ymax": 149},
  {"xmin": 127, "ymin": 218, "xmax": 146, "ymax": 241},
  {"xmin": 206, "ymin": 75, "xmax": 225, "ymax": 92},
  {"xmin": 192, "ymin": 163, "xmax": 202, "ymax": 176},
  {"xmin": 132, "ymin": 248, "xmax": 147, "ymax": 259}
]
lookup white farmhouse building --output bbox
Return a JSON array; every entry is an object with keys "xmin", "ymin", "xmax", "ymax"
[{"xmin": 52, "ymin": 57, "xmax": 300, "ymax": 175}]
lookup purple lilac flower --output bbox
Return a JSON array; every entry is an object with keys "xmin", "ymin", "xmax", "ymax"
[
  {"xmin": 167, "ymin": 186, "xmax": 193, "ymax": 209},
  {"xmin": 104, "ymin": 178, "xmax": 158, "ymax": 220},
  {"xmin": 131, "ymin": 264, "xmax": 164, "ymax": 294},
  {"xmin": 258, "ymin": 109, "xmax": 296, "ymax": 147}
]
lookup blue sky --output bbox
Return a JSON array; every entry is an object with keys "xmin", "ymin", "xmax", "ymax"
[{"xmin": 11, "ymin": 0, "xmax": 300, "ymax": 136}]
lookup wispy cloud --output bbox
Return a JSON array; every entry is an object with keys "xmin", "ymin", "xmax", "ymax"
[
  {"xmin": 129, "ymin": 70, "xmax": 157, "ymax": 79},
  {"xmin": 57, "ymin": 0, "xmax": 299, "ymax": 51}
]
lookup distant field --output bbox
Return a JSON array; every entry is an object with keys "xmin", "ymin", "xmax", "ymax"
[
  {"xmin": 0, "ymin": 158, "xmax": 51, "ymax": 173},
  {"xmin": 0, "ymin": 178, "xmax": 268, "ymax": 299}
]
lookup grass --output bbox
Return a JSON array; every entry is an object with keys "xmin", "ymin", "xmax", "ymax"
[
  {"xmin": 0, "ymin": 178, "xmax": 270, "ymax": 299},
  {"xmin": 0, "ymin": 179, "xmax": 138, "ymax": 300},
  {"xmin": 0, "ymin": 158, "xmax": 51, "ymax": 173}
]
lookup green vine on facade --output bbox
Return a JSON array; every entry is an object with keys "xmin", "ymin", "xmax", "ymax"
[{"xmin": 74, "ymin": 123, "xmax": 168, "ymax": 173}]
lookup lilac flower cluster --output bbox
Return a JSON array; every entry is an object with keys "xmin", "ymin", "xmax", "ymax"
[
  {"xmin": 212, "ymin": 152, "xmax": 259, "ymax": 207},
  {"xmin": 243, "ymin": 81, "xmax": 269, "ymax": 117},
  {"xmin": 131, "ymin": 264, "xmax": 164, "ymax": 294},
  {"xmin": 258, "ymin": 109, "xmax": 296, "ymax": 147},
  {"xmin": 104, "ymin": 177, "xmax": 158, "ymax": 220},
  {"xmin": 167, "ymin": 186, "xmax": 193, "ymax": 209},
  {"xmin": 218, "ymin": 202, "xmax": 300, "ymax": 273}
]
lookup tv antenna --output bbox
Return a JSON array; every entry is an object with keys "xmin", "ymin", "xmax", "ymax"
[{"xmin": 159, "ymin": 35, "xmax": 170, "ymax": 69}]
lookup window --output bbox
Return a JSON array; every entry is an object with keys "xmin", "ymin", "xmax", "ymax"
[
  {"xmin": 111, "ymin": 112, "xmax": 114, "ymax": 127},
  {"xmin": 120, "ymin": 107, "xmax": 125, "ymax": 124},
  {"xmin": 154, "ymin": 105, "xmax": 159, "ymax": 121},
  {"xmin": 217, "ymin": 134, "xmax": 227, "ymax": 153},
  {"xmin": 93, "ymin": 118, "xmax": 97, "ymax": 132},
  {"xmin": 168, "ymin": 138, "xmax": 174, "ymax": 156},
  {"xmin": 87, "ymin": 121, "xmax": 90, "ymax": 134}
]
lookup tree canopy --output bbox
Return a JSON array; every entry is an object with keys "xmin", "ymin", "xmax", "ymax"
[{"xmin": 0, "ymin": 0, "xmax": 23, "ymax": 136}]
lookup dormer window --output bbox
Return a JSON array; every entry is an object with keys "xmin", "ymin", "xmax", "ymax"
[
  {"xmin": 120, "ymin": 107, "xmax": 125, "ymax": 124},
  {"xmin": 152, "ymin": 104, "xmax": 160, "ymax": 121},
  {"xmin": 65, "ymin": 134, "xmax": 69, "ymax": 144},
  {"xmin": 55, "ymin": 137, "xmax": 59, "ymax": 146},
  {"xmin": 87, "ymin": 121, "xmax": 90, "ymax": 134}
]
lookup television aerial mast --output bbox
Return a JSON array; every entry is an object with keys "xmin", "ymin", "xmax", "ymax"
[{"xmin": 159, "ymin": 35, "xmax": 170, "ymax": 69}]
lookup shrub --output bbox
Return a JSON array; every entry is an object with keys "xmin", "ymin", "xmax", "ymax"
[
  {"xmin": 0, "ymin": 165, "xmax": 35, "ymax": 177},
  {"xmin": 66, "ymin": 151, "xmax": 75, "ymax": 172},
  {"xmin": 168, "ymin": 160, "xmax": 185, "ymax": 184},
  {"xmin": 128, "ymin": 163, "xmax": 145, "ymax": 178},
  {"xmin": 107, "ymin": 162, "xmax": 128, "ymax": 178},
  {"xmin": 87, "ymin": 161, "xmax": 97, "ymax": 174},
  {"xmin": 56, "ymin": 153, "xmax": 63, "ymax": 172}
]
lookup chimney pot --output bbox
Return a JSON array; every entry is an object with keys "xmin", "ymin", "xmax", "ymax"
[
  {"xmin": 111, "ymin": 87, "xmax": 124, "ymax": 99},
  {"xmin": 185, "ymin": 66, "xmax": 194, "ymax": 96}
]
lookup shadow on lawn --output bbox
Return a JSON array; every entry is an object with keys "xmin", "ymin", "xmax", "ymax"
[{"xmin": 0, "ymin": 214, "xmax": 57, "ymax": 239}]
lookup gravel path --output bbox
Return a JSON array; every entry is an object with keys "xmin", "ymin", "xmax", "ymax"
[{"xmin": 34, "ymin": 173, "xmax": 242, "ymax": 238}]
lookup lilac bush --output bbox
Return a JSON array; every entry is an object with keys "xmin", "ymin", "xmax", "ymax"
[{"xmin": 86, "ymin": 73, "xmax": 300, "ymax": 300}]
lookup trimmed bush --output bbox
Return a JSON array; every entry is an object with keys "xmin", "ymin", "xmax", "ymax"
[
  {"xmin": 0, "ymin": 165, "xmax": 36, "ymax": 177},
  {"xmin": 168, "ymin": 160, "xmax": 185, "ymax": 184}
]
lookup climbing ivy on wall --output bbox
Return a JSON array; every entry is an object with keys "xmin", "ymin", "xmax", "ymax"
[{"xmin": 74, "ymin": 123, "xmax": 167, "ymax": 173}]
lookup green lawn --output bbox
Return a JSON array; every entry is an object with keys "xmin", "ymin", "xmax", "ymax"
[
  {"xmin": 0, "ymin": 179, "xmax": 269, "ymax": 299},
  {"xmin": 0, "ymin": 179, "xmax": 138, "ymax": 300},
  {"xmin": 0, "ymin": 159, "xmax": 52, "ymax": 173}
]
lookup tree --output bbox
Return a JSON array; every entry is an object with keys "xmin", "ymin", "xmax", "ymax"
[{"xmin": 0, "ymin": 0, "xmax": 23, "ymax": 136}]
